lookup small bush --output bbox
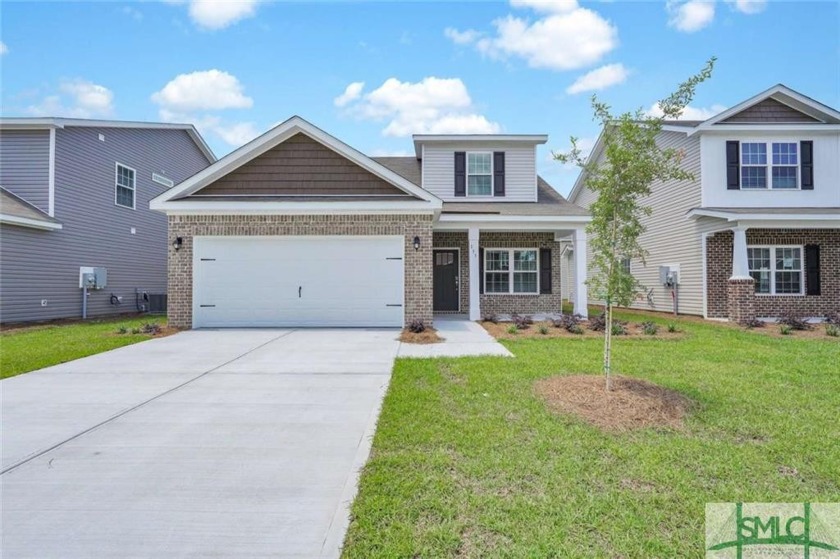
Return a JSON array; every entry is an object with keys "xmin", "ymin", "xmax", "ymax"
[
  {"xmin": 666, "ymin": 322, "xmax": 678, "ymax": 333},
  {"xmin": 779, "ymin": 311, "xmax": 812, "ymax": 331},
  {"xmin": 538, "ymin": 324, "xmax": 549, "ymax": 335},
  {"xmin": 824, "ymin": 310, "xmax": 840, "ymax": 324},
  {"xmin": 511, "ymin": 314, "xmax": 533, "ymax": 330},
  {"xmin": 611, "ymin": 322, "xmax": 627, "ymax": 336},
  {"xmin": 588, "ymin": 312, "xmax": 607, "ymax": 332},
  {"xmin": 779, "ymin": 324, "xmax": 793, "ymax": 336},
  {"xmin": 116, "ymin": 326, "xmax": 128, "ymax": 334},
  {"xmin": 552, "ymin": 313, "xmax": 583, "ymax": 332},
  {"xmin": 407, "ymin": 319, "xmax": 426, "ymax": 333},
  {"xmin": 506, "ymin": 325, "xmax": 519, "ymax": 335},
  {"xmin": 141, "ymin": 323, "xmax": 162, "ymax": 335},
  {"xmin": 742, "ymin": 318, "xmax": 765, "ymax": 329},
  {"xmin": 826, "ymin": 324, "xmax": 840, "ymax": 337},
  {"xmin": 130, "ymin": 328, "xmax": 141, "ymax": 335},
  {"xmin": 482, "ymin": 313, "xmax": 499, "ymax": 324},
  {"xmin": 568, "ymin": 324, "xmax": 584, "ymax": 335},
  {"xmin": 640, "ymin": 321, "xmax": 659, "ymax": 335}
]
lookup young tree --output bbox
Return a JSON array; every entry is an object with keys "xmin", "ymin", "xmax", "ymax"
[{"xmin": 556, "ymin": 58, "xmax": 715, "ymax": 391}]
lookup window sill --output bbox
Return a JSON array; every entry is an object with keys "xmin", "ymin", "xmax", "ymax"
[
  {"xmin": 482, "ymin": 292, "xmax": 542, "ymax": 296},
  {"xmin": 755, "ymin": 293, "xmax": 805, "ymax": 297}
]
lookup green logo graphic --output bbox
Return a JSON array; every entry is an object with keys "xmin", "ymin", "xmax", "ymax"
[{"xmin": 706, "ymin": 503, "xmax": 840, "ymax": 558}]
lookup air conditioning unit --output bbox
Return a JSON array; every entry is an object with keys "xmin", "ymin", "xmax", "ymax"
[{"xmin": 148, "ymin": 293, "xmax": 167, "ymax": 314}]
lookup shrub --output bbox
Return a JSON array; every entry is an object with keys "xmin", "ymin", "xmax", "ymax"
[
  {"xmin": 506, "ymin": 325, "xmax": 519, "ymax": 335},
  {"xmin": 511, "ymin": 314, "xmax": 533, "ymax": 330},
  {"xmin": 824, "ymin": 310, "xmax": 840, "ymax": 325},
  {"xmin": 130, "ymin": 328, "xmax": 140, "ymax": 335},
  {"xmin": 407, "ymin": 319, "xmax": 426, "ymax": 333},
  {"xmin": 588, "ymin": 312, "xmax": 607, "ymax": 332},
  {"xmin": 779, "ymin": 324, "xmax": 793, "ymax": 335},
  {"xmin": 742, "ymin": 318, "xmax": 765, "ymax": 329},
  {"xmin": 640, "ymin": 321, "xmax": 659, "ymax": 335},
  {"xmin": 116, "ymin": 326, "xmax": 128, "ymax": 334},
  {"xmin": 552, "ymin": 313, "xmax": 583, "ymax": 332},
  {"xmin": 568, "ymin": 324, "xmax": 584, "ymax": 335},
  {"xmin": 141, "ymin": 323, "xmax": 162, "ymax": 335},
  {"xmin": 779, "ymin": 311, "xmax": 812, "ymax": 331},
  {"xmin": 826, "ymin": 324, "xmax": 839, "ymax": 337},
  {"xmin": 666, "ymin": 322, "xmax": 679, "ymax": 333},
  {"xmin": 482, "ymin": 313, "xmax": 499, "ymax": 324},
  {"xmin": 538, "ymin": 324, "xmax": 549, "ymax": 335},
  {"xmin": 611, "ymin": 322, "xmax": 627, "ymax": 336}
]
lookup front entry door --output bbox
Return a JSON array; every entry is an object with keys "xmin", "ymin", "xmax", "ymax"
[{"xmin": 433, "ymin": 249, "xmax": 459, "ymax": 312}]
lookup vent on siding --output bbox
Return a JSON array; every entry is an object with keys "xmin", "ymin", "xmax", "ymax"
[{"xmin": 152, "ymin": 173, "xmax": 174, "ymax": 188}]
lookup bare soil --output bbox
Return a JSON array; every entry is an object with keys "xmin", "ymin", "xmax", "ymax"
[
  {"xmin": 399, "ymin": 328, "xmax": 444, "ymax": 344},
  {"xmin": 535, "ymin": 374, "xmax": 693, "ymax": 432}
]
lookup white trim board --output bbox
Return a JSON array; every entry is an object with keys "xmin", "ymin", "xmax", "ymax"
[
  {"xmin": 48, "ymin": 128, "xmax": 56, "ymax": 216},
  {"xmin": 0, "ymin": 214, "xmax": 63, "ymax": 230}
]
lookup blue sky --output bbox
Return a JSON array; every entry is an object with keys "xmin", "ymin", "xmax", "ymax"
[{"xmin": 2, "ymin": 0, "xmax": 838, "ymax": 195}]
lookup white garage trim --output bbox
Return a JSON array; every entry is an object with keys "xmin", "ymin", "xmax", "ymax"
[{"xmin": 192, "ymin": 235, "xmax": 405, "ymax": 328}]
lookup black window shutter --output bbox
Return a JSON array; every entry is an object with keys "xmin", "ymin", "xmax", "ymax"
[
  {"xmin": 805, "ymin": 244, "xmax": 820, "ymax": 296},
  {"xmin": 539, "ymin": 248, "xmax": 552, "ymax": 294},
  {"xmin": 726, "ymin": 141, "xmax": 740, "ymax": 190},
  {"xmin": 478, "ymin": 248, "xmax": 484, "ymax": 294},
  {"xmin": 801, "ymin": 141, "xmax": 814, "ymax": 190},
  {"xmin": 454, "ymin": 152, "xmax": 466, "ymax": 197},
  {"xmin": 493, "ymin": 152, "xmax": 505, "ymax": 197}
]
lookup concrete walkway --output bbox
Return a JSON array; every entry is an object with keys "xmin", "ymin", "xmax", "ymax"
[
  {"xmin": 397, "ymin": 317, "xmax": 513, "ymax": 358},
  {"xmin": 1, "ymin": 329, "xmax": 399, "ymax": 559}
]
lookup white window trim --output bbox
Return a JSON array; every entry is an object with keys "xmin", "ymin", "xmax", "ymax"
[
  {"xmin": 748, "ymin": 244, "xmax": 805, "ymax": 296},
  {"xmin": 466, "ymin": 151, "xmax": 493, "ymax": 197},
  {"xmin": 739, "ymin": 141, "xmax": 801, "ymax": 191},
  {"xmin": 115, "ymin": 162, "xmax": 137, "ymax": 210},
  {"xmin": 483, "ymin": 248, "xmax": 540, "ymax": 295}
]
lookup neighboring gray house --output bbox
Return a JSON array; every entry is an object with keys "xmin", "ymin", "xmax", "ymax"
[{"xmin": 0, "ymin": 118, "xmax": 214, "ymax": 324}]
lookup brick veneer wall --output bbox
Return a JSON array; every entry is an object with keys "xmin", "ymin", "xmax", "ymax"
[
  {"xmin": 707, "ymin": 228, "xmax": 840, "ymax": 319},
  {"xmin": 167, "ymin": 214, "xmax": 433, "ymax": 328},
  {"xmin": 727, "ymin": 279, "xmax": 756, "ymax": 324},
  {"xmin": 432, "ymin": 231, "xmax": 563, "ymax": 316}
]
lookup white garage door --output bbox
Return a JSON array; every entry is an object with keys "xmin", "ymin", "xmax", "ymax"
[{"xmin": 193, "ymin": 236, "xmax": 404, "ymax": 328}]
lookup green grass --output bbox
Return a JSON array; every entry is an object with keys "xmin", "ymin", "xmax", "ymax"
[
  {"xmin": 0, "ymin": 316, "xmax": 167, "ymax": 379},
  {"xmin": 343, "ymin": 310, "xmax": 840, "ymax": 558}
]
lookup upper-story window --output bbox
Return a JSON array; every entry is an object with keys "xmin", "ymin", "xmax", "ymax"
[
  {"xmin": 467, "ymin": 152, "xmax": 492, "ymax": 196},
  {"xmin": 115, "ymin": 163, "xmax": 136, "ymax": 209},
  {"xmin": 740, "ymin": 142, "xmax": 799, "ymax": 189}
]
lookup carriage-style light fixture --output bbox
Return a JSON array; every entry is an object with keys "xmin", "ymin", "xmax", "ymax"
[
  {"xmin": 172, "ymin": 236, "xmax": 183, "ymax": 251},
  {"xmin": 413, "ymin": 236, "xmax": 421, "ymax": 251}
]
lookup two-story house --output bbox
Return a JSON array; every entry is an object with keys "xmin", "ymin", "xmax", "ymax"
[
  {"xmin": 150, "ymin": 116, "xmax": 591, "ymax": 328},
  {"xmin": 568, "ymin": 85, "xmax": 840, "ymax": 322},
  {"xmin": 0, "ymin": 118, "xmax": 214, "ymax": 324}
]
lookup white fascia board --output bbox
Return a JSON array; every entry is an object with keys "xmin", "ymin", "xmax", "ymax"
[
  {"xmin": 0, "ymin": 214, "xmax": 63, "ymax": 230},
  {"xmin": 413, "ymin": 134, "xmax": 548, "ymax": 158},
  {"xmin": 688, "ymin": 124, "xmax": 840, "ymax": 137},
  {"xmin": 152, "ymin": 199, "xmax": 439, "ymax": 214},
  {"xmin": 153, "ymin": 116, "xmax": 440, "ymax": 205},
  {"xmin": 438, "ymin": 214, "xmax": 590, "ymax": 223},
  {"xmin": 435, "ymin": 215, "xmax": 590, "ymax": 232},
  {"xmin": 48, "ymin": 128, "xmax": 56, "ymax": 216},
  {"xmin": 688, "ymin": 208, "xmax": 840, "ymax": 222}
]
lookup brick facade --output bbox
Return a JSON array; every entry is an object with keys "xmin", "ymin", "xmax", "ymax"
[
  {"xmin": 706, "ymin": 228, "xmax": 839, "ymax": 320},
  {"xmin": 167, "ymin": 214, "xmax": 433, "ymax": 329},
  {"xmin": 432, "ymin": 231, "xmax": 563, "ymax": 317},
  {"xmin": 727, "ymin": 279, "xmax": 756, "ymax": 324}
]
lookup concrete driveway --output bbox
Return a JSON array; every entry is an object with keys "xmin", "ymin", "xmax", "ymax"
[{"xmin": 1, "ymin": 328, "xmax": 399, "ymax": 558}]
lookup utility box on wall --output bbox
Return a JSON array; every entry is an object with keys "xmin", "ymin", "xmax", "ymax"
[
  {"xmin": 79, "ymin": 267, "xmax": 108, "ymax": 289},
  {"xmin": 659, "ymin": 264, "xmax": 680, "ymax": 287}
]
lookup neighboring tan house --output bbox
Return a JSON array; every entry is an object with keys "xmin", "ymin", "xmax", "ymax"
[
  {"xmin": 0, "ymin": 118, "xmax": 214, "ymax": 324},
  {"xmin": 150, "ymin": 116, "xmax": 591, "ymax": 328},
  {"xmin": 567, "ymin": 84, "xmax": 840, "ymax": 322}
]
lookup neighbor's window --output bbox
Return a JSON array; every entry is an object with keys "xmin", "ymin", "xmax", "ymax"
[
  {"xmin": 115, "ymin": 163, "xmax": 136, "ymax": 209},
  {"xmin": 484, "ymin": 249, "xmax": 538, "ymax": 294},
  {"xmin": 467, "ymin": 152, "xmax": 492, "ymax": 196},
  {"xmin": 620, "ymin": 257, "xmax": 631, "ymax": 275},
  {"xmin": 740, "ymin": 142, "xmax": 799, "ymax": 190},
  {"xmin": 747, "ymin": 246, "xmax": 803, "ymax": 295}
]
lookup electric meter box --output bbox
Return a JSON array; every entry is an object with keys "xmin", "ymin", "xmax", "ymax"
[{"xmin": 79, "ymin": 267, "xmax": 107, "ymax": 289}]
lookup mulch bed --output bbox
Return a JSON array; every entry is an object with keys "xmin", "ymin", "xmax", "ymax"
[
  {"xmin": 399, "ymin": 328, "xmax": 444, "ymax": 344},
  {"xmin": 535, "ymin": 374, "xmax": 693, "ymax": 432},
  {"xmin": 739, "ymin": 323, "xmax": 840, "ymax": 340},
  {"xmin": 481, "ymin": 320, "xmax": 683, "ymax": 340}
]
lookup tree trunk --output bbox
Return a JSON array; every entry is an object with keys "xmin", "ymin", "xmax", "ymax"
[{"xmin": 604, "ymin": 302, "xmax": 613, "ymax": 391}]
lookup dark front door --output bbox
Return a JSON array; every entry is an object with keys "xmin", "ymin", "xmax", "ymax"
[{"xmin": 433, "ymin": 249, "xmax": 459, "ymax": 312}]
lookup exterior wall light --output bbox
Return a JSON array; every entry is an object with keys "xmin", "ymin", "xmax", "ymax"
[
  {"xmin": 173, "ymin": 237, "xmax": 183, "ymax": 251},
  {"xmin": 413, "ymin": 236, "xmax": 421, "ymax": 251}
]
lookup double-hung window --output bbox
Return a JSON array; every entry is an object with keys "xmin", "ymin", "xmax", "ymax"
[
  {"xmin": 740, "ymin": 142, "xmax": 799, "ymax": 189},
  {"xmin": 115, "ymin": 163, "xmax": 136, "ymax": 209},
  {"xmin": 747, "ymin": 246, "xmax": 803, "ymax": 295},
  {"xmin": 484, "ymin": 249, "xmax": 538, "ymax": 294},
  {"xmin": 467, "ymin": 152, "xmax": 492, "ymax": 196}
]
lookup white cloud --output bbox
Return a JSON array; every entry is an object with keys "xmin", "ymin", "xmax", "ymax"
[
  {"xmin": 647, "ymin": 102, "xmax": 727, "ymax": 121},
  {"xmin": 165, "ymin": 0, "xmax": 261, "ymax": 30},
  {"xmin": 151, "ymin": 69, "xmax": 253, "ymax": 112},
  {"xmin": 0, "ymin": 41, "xmax": 8, "ymax": 55},
  {"xmin": 334, "ymin": 82, "xmax": 365, "ymax": 107},
  {"xmin": 213, "ymin": 121, "xmax": 260, "ymax": 146},
  {"xmin": 726, "ymin": 0, "xmax": 767, "ymax": 14},
  {"xmin": 566, "ymin": 63, "xmax": 628, "ymax": 94},
  {"xmin": 667, "ymin": 1, "xmax": 715, "ymax": 33},
  {"xmin": 338, "ymin": 77, "xmax": 501, "ymax": 137},
  {"xmin": 552, "ymin": 136, "xmax": 597, "ymax": 168},
  {"xmin": 471, "ymin": 7, "xmax": 618, "ymax": 71},
  {"xmin": 444, "ymin": 27, "xmax": 483, "ymax": 45},
  {"xmin": 509, "ymin": 0, "xmax": 579, "ymax": 13},
  {"xmin": 27, "ymin": 79, "xmax": 114, "ymax": 118}
]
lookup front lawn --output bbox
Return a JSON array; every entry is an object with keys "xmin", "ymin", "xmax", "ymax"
[
  {"xmin": 343, "ymin": 310, "xmax": 840, "ymax": 557},
  {"xmin": 0, "ymin": 315, "xmax": 170, "ymax": 379}
]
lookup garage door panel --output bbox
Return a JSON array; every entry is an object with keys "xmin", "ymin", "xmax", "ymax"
[{"xmin": 193, "ymin": 236, "xmax": 404, "ymax": 328}]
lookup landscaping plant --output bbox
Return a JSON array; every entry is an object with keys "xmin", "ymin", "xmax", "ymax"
[
  {"xmin": 667, "ymin": 322, "xmax": 679, "ymax": 333},
  {"xmin": 538, "ymin": 325, "xmax": 550, "ymax": 335},
  {"xmin": 779, "ymin": 310, "xmax": 812, "ymax": 331},
  {"xmin": 640, "ymin": 321, "xmax": 659, "ymax": 335},
  {"xmin": 506, "ymin": 325, "xmax": 519, "ymax": 335},
  {"xmin": 407, "ymin": 319, "xmax": 426, "ymax": 334},
  {"xmin": 482, "ymin": 313, "xmax": 499, "ymax": 324},
  {"xmin": 555, "ymin": 58, "xmax": 715, "ymax": 390},
  {"xmin": 825, "ymin": 324, "xmax": 839, "ymax": 337},
  {"xmin": 552, "ymin": 313, "xmax": 583, "ymax": 332},
  {"xmin": 511, "ymin": 314, "xmax": 533, "ymax": 330},
  {"xmin": 780, "ymin": 324, "xmax": 793, "ymax": 336}
]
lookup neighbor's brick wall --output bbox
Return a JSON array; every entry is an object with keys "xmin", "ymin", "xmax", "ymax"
[
  {"xmin": 707, "ymin": 228, "xmax": 840, "ymax": 319},
  {"xmin": 168, "ymin": 214, "xmax": 433, "ymax": 328}
]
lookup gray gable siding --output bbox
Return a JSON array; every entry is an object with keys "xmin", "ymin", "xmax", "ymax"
[
  {"xmin": 1, "ymin": 127, "xmax": 210, "ymax": 323},
  {"xmin": 721, "ymin": 98, "xmax": 821, "ymax": 123},
  {"xmin": 0, "ymin": 130, "xmax": 51, "ymax": 212}
]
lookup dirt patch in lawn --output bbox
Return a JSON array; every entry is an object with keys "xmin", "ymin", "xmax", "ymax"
[
  {"xmin": 481, "ymin": 320, "xmax": 684, "ymax": 340},
  {"xmin": 399, "ymin": 328, "xmax": 444, "ymax": 344},
  {"xmin": 535, "ymin": 374, "xmax": 692, "ymax": 432}
]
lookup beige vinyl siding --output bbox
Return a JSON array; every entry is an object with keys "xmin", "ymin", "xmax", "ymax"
[
  {"xmin": 572, "ymin": 130, "xmax": 710, "ymax": 316},
  {"xmin": 422, "ymin": 142, "xmax": 536, "ymax": 202}
]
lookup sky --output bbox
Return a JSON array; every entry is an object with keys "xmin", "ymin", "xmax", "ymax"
[{"xmin": 1, "ymin": 0, "xmax": 838, "ymax": 196}]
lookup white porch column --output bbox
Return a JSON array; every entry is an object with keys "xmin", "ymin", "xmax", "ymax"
[
  {"xmin": 572, "ymin": 227, "xmax": 589, "ymax": 318},
  {"xmin": 730, "ymin": 226, "xmax": 751, "ymax": 279},
  {"xmin": 468, "ymin": 226, "xmax": 481, "ymax": 320}
]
